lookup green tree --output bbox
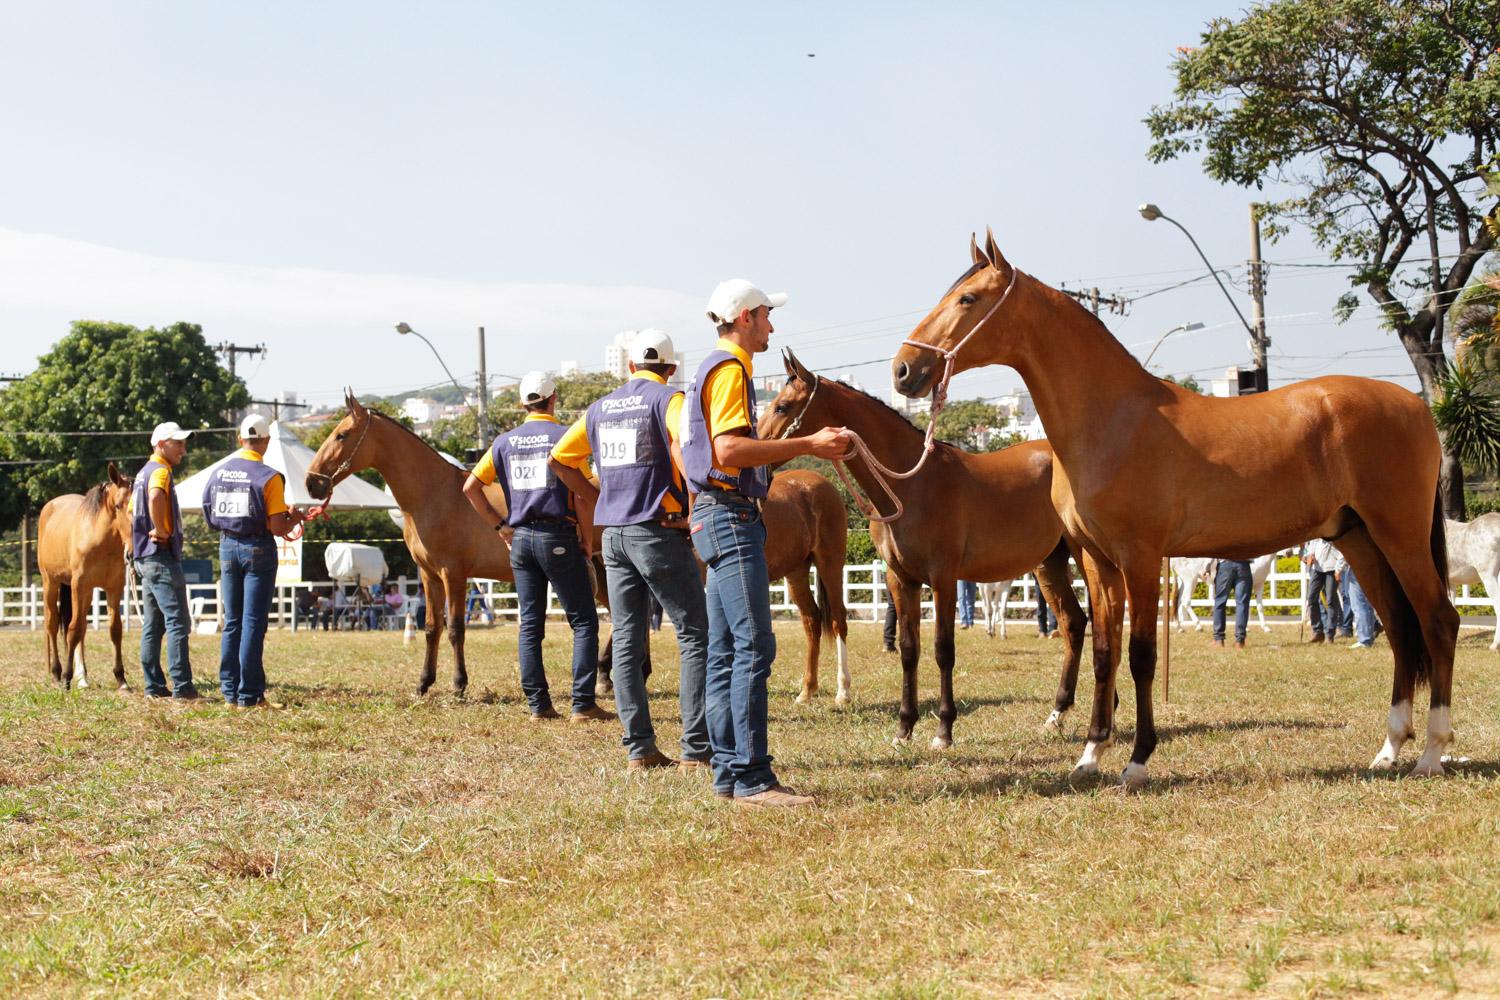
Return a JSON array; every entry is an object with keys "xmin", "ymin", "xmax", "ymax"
[
  {"xmin": 1163, "ymin": 374, "xmax": 1205, "ymax": 394},
  {"xmin": 1145, "ymin": 0, "xmax": 1500, "ymax": 518},
  {"xmin": 0, "ymin": 321, "xmax": 247, "ymax": 519},
  {"xmin": 913, "ymin": 399, "xmax": 1020, "ymax": 452}
]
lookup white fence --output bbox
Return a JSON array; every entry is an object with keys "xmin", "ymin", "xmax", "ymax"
[{"xmin": 2, "ymin": 557, "xmax": 1492, "ymax": 632}]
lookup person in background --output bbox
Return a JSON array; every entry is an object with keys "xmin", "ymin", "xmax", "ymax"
[
  {"xmin": 1033, "ymin": 572, "xmax": 1058, "ymax": 638},
  {"xmin": 1302, "ymin": 539, "xmax": 1345, "ymax": 643},
  {"xmin": 957, "ymin": 580, "xmax": 977, "ymax": 630},
  {"xmin": 130, "ymin": 421, "xmax": 200, "ymax": 701},
  {"xmin": 203, "ymin": 413, "xmax": 306, "ymax": 710},
  {"xmin": 1210, "ymin": 557, "xmax": 1252, "ymax": 649}
]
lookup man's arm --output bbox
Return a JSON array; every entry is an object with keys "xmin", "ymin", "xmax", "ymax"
[
  {"xmin": 712, "ymin": 425, "xmax": 852, "ymax": 467},
  {"xmin": 267, "ymin": 509, "xmax": 305, "ymax": 538}
]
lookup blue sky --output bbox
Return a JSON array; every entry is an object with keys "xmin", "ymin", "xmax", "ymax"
[{"xmin": 0, "ymin": 1, "xmax": 1448, "ymax": 410}]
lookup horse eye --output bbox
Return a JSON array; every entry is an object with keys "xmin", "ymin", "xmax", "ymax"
[
  {"xmin": 959, "ymin": 293, "xmax": 977, "ymax": 306},
  {"xmin": 335, "ymin": 433, "xmax": 346, "ymax": 441},
  {"xmin": 775, "ymin": 404, "xmax": 789, "ymax": 414}
]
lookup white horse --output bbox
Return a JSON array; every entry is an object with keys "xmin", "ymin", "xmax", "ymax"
[
  {"xmin": 1445, "ymin": 514, "xmax": 1500, "ymax": 650},
  {"xmin": 1171, "ymin": 554, "xmax": 1277, "ymax": 632},
  {"xmin": 979, "ymin": 579, "xmax": 1017, "ymax": 638}
]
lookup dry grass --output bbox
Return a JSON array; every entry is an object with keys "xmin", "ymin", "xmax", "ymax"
[{"xmin": 3, "ymin": 619, "xmax": 1500, "ymax": 998}]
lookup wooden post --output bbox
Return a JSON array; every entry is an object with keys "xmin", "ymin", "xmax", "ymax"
[{"xmin": 1161, "ymin": 557, "xmax": 1172, "ymax": 702}]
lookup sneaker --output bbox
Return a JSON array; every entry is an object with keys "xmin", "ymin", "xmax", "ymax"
[
  {"xmin": 568, "ymin": 705, "xmax": 616, "ymax": 724},
  {"xmin": 172, "ymin": 688, "xmax": 202, "ymax": 701},
  {"xmin": 1349, "ymin": 640, "xmax": 1373, "ymax": 650},
  {"xmin": 529, "ymin": 706, "xmax": 562, "ymax": 721},
  {"xmin": 626, "ymin": 750, "xmax": 678, "ymax": 771},
  {"xmin": 735, "ymin": 785, "xmax": 816, "ymax": 808},
  {"xmin": 678, "ymin": 759, "xmax": 712, "ymax": 774}
]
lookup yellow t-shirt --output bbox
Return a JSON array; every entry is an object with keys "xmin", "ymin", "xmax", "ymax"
[
  {"xmin": 551, "ymin": 371, "xmax": 686, "ymax": 513},
  {"xmin": 694, "ymin": 338, "xmax": 755, "ymax": 489},
  {"xmin": 235, "ymin": 448, "xmax": 289, "ymax": 516},
  {"xmin": 129, "ymin": 461, "xmax": 176, "ymax": 534},
  {"xmin": 471, "ymin": 413, "xmax": 561, "ymax": 485}
]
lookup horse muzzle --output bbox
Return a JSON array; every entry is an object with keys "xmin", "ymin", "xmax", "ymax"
[
  {"xmin": 891, "ymin": 349, "xmax": 939, "ymax": 399},
  {"xmin": 305, "ymin": 472, "xmax": 333, "ymax": 500}
]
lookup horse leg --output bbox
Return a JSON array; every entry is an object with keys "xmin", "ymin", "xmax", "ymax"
[
  {"xmin": 63, "ymin": 585, "xmax": 91, "ymax": 692},
  {"xmin": 107, "ymin": 584, "xmax": 127, "ymax": 690},
  {"xmin": 43, "ymin": 575, "xmax": 62, "ymax": 683},
  {"xmin": 1036, "ymin": 545, "xmax": 1084, "ymax": 732},
  {"xmin": 786, "ymin": 568, "xmax": 820, "ymax": 704},
  {"xmin": 1358, "ymin": 508, "xmax": 1459, "ymax": 776},
  {"xmin": 1119, "ymin": 559, "xmax": 1164, "ymax": 790},
  {"xmin": 1480, "ymin": 566, "xmax": 1500, "ymax": 652},
  {"xmin": 998, "ymin": 580, "xmax": 1010, "ymax": 640},
  {"xmin": 981, "ymin": 585, "xmax": 995, "ymax": 639},
  {"xmin": 832, "ymin": 603, "xmax": 851, "ymax": 707},
  {"xmin": 890, "ymin": 573, "xmax": 922, "ymax": 745},
  {"xmin": 1072, "ymin": 550, "xmax": 1125, "ymax": 780},
  {"xmin": 418, "ymin": 573, "xmax": 443, "ymax": 696},
  {"xmin": 446, "ymin": 578, "xmax": 469, "ymax": 697},
  {"xmin": 931, "ymin": 583, "xmax": 958, "ymax": 750}
]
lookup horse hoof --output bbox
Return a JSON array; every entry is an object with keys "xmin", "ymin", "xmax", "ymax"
[
  {"xmin": 1410, "ymin": 757, "xmax": 1446, "ymax": 778},
  {"xmin": 117, "ymin": 684, "xmax": 129, "ymax": 692},
  {"xmin": 930, "ymin": 736, "xmax": 952, "ymax": 751},
  {"xmin": 1039, "ymin": 710, "xmax": 1065, "ymax": 734},
  {"xmin": 1068, "ymin": 762, "xmax": 1099, "ymax": 783},
  {"xmin": 891, "ymin": 734, "xmax": 912, "ymax": 749},
  {"xmin": 1120, "ymin": 763, "xmax": 1149, "ymax": 791},
  {"xmin": 795, "ymin": 691, "xmax": 812, "ymax": 705},
  {"xmin": 76, "ymin": 678, "xmax": 89, "ymax": 690},
  {"xmin": 1369, "ymin": 752, "xmax": 1397, "ymax": 772},
  {"xmin": 834, "ymin": 693, "xmax": 850, "ymax": 708}
]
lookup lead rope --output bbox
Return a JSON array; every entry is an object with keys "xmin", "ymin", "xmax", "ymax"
[{"xmin": 285, "ymin": 504, "xmax": 327, "ymax": 542}]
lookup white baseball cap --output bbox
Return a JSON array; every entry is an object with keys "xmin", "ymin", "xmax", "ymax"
[
  {"xmin": 149, "ymin": 421, "xmax": 193, "ymax": 446},
  {"xmin": 706, "ymin": 279, "xmax": 788, "ymax": 325},
  {"xmin": 518, "ymin": 371, "xmax": 557, "ymax": 404},
  {"xmin": 239, "ymin": 413, "xmax": 270, "ymax": 439},
  {"xmin": 629, "ymin": 328, "xmax": 677, "ymax": 366}
]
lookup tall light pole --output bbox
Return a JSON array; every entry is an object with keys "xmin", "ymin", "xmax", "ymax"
[
  {"xmin": 395, "ymin": 322, "xmax": 487, "ymax": 453},
  {"xmin": 1142, "ymin": 321, "xmax": 1205, "ymax": 370},
  {"xmin": 1139, "ymin": 203, "xmax": 1268, "ymax": 393}
]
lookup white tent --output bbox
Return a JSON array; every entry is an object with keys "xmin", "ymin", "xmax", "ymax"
[{"xmin": 175, "ymin": 420, "xmax": 398, "ymax": 513}]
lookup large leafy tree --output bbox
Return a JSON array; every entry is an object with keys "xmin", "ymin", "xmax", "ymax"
[
  {"xmin": 0, "ymin": 321, "xmax": 247, "ymax": 519},
  {"xmin": 1145, "ymin": 0, "xmax": 1500, "ymax": 517},
  {"xmin": 913, "ymin": 399, "xmax": 1023, "ymax": 453}
]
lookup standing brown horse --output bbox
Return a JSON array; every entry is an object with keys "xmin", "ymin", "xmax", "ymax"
[
  {"xmin": 38, "ymin": 463, "xmax": 134, "ymax": 690},
  {"xmin": 759, "ymin": 350, "xmax": 1086, "ymax": 748},
  {"xmin": 892, "ymin": 230, "xmax": 1457, "ymax": 786},
  {"xmin": 306, "ymin": 393, "xmax": 851, "ymax": 703}
]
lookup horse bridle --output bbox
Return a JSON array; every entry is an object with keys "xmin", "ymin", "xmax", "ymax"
[
  {"xmin": 900, "ymin": 262, "xmax": 1021, "ymax": 412},
  {"xmin": 775, "ymin": 370, "xmax": 821, "ymax": 441},
  {"xmin": 306, "ymin": 406, "xmax": 374, "ymax": 498}
]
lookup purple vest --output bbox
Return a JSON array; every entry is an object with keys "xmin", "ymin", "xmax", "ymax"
[
  {"xmin": 585, "ymin": 378, "xmax": 686, "ymax": 526},
  {"xmin": 683, "ymin": 350, "xmax": 769, "ymax": 498},
  {"xmin": 492, "ymin": 419, "xmax": 571, "ymax": 526},
  {"xmin": 131, "ymin": 457, "xmax": 183, "ymax": 560},
  {"xmin": 204, "ymin": 454, "xmax": 281, "ymax": 539}
]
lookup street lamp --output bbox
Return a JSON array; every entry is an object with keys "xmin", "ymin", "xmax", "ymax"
[
  {"xmin": 1142, "ymin": 321, "xmax": 1205, "ymax": 370},
  {"xmin": 1138, "ymin": 203, "xmax": 1268, "ymax": 391},
  {"xmin": 394, "ymin": 322, "xmax": 487, "ymax": 453}
]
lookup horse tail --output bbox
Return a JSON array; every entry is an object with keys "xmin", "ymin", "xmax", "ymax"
[
  {"xmin": 57, "ymin": 583, "xmax": 73, "ymax": 631},
  {"xmin": 814, "ymin": 567, "xmax": 836, "ymax": 638},
  {"xmin": 1430, "ymin": 487, "xmax": 1449, "ymax": 594}
]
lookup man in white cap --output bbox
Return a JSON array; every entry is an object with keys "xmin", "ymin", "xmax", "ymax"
[
  {"xmin": 464, "ymin": 372, "xmax": 611, "ymax": 723},
  {"xmin": 682, "ymin": 281, "xmax": 850, "ymax": 806},
  {"xmin": 130, "ymin": 421, "xmax": 200, "ymax": 700},
  {"xmin": 203, "ymin": 414, "xmax": 306, "ymax": 709},
  {"xmin": 550, "ymin": 330, "xmax": 710, "ymax": 773}
]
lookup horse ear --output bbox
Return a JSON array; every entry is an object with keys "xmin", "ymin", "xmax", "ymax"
[
  {"xmin": 782, "ymin": 347, "xmax": 796, "ymax": 379},
  {"xmin": 348, "ymin": 390, "xmax": 366, "ymax": 418},
  {"xmin": 984, "ymin": 226, "xmax": 1009, "ymax": 273},
  {"xmin": 787, "ymin": 349, "xmax": 816, "ymax": 385},
  {"xmin": 970, "ymin": 231, "xmax": 987, "ymax": 267},
  {"xmin": 107, "ymin": 461, "xmax": 128, "ymax": 488}
]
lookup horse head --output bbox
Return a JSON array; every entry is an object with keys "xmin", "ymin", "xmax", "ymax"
[
  {"xmin": 757, "ymin": 349, "xmax": 825, "ymax": 440},
  {"xmin": 104, "ymin": 461, "xmax": 133, "ymax": 549},
  {"xmin": 892, "ymin": 227, "xmax": 1021, "ymax": 399},
  {"xmin": 305, "ymin": 389, "xmax": 376, "ymax": 500}
]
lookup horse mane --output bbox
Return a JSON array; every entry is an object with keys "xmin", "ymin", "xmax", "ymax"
[
  {"xmin": 81, "ymin": 482, "xmax": 109, "ymax": 515},
  {"xmin": 368, "ymin": 410, "xmax": 469, "ymax": 477},
  {"xmin": 820, "ymin": 378, "xmax": 965, "ymax": 450}
]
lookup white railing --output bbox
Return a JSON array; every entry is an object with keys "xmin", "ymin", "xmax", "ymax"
[{"xmin": 1, "ymin": 558, "xmax": 1491, "ymax": 631}]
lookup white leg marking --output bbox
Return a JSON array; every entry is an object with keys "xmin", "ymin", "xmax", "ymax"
[
  {"xmin": 74, "ymin": 647, "xmax": 88, "ymax": 689},
  {"xmin": 1040, "ymin": 707, "xmax": 1067, "ymax": 733},
  {"xmin": 1120, "ymin": 762, "xmax": 1149, "ymax": 790},
  {"xmin": 1256, "ymin": 595, "xmax": 1271, "ymax": 633},
  {"xmin": 1412, "ymin": 705, "xmax": 1452, "ymax": 777},
  {"xmin": 1073, "ymin": 739, "xmax": 1109, "ymax": 776},
  {"xmin": 1370, "ymin": 700, "xmax": 1413, "ymax": 771},
  {"xmin": 795, "ymin": 689, "xmax": 811, "ymax": 705},
  {"xmin": 930, "ymin": 735, "xmax": 952, "ymax": 750},
  {"xmin": 834, "ymin": 636, "xmax": 850, "ymax": 706}
]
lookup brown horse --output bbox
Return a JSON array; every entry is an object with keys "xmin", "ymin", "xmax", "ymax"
[
  {"xmin": 306, "ymin": 393, "xmax": 850, "ymax": 704},
  {"xmin": 38, "ymin": 463, "xmax": 134, "ymax": 690},
  {"xmin": 758, "ymin": 350, "xmax": 1086, "ymax": 748},
  {"xmin": 762, "ymin": 469, "xmax": 852, "ymax": 705},
  {"xmin": 892, "ymin": 230, "xmax": 1457, "ymax": 786}
]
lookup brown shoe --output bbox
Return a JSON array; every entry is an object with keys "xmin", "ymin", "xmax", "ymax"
[
  {"xmin": 678, "ymin": 758, "xmax": 712, "ymax": 774},
  {"xmin": 1309, "ymin": 633, "xmax": 1326, "ymax": 645},
  {"xmin": 244, "ymin": 697, "xmax": 284, "ymax": 711},
  {"xmin": 1211, "ymin": 638, "xmax": 1225, "ymax": 648},
  {"xmin": 626, "ymin": 750, "xmax": 678, "ymax": 771},
  {"xmin": 734, "ymin": 784, "xmax": 816, "ymax": 808},
  {"xmin": 529, "ymin": 706, "xmax": 562, "ymax": 721},
  {"xmin": 568, "ymin": 705, "xmax": 616, "ymax": 724},
  {"xmin": 1234, "ymin": 640, "xmax": 1246, "ymax": 650}
]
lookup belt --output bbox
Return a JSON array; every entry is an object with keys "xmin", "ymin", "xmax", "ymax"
[
  {"xmin": 694, "ymin": 490, "xmax": 762, "ymax": 512},
  {"xmin": 515, "ymin": 517, "xmax": 576, "ymax": 529}
]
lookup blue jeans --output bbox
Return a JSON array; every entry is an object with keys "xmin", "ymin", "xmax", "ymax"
[
  {"xmin": 1338, "ymin": 573, "xmax": 1355, "ymax": 637},
  {"xmin": 691, "ymin": 495, "xmax": 778, "ymax": 797},
  {"xmin": 1344, "ymin": 569, "xmax": 1378, "ymax": 645},
  {"xmin": 1033, "ymin": 573, "xmax": 1057, "ymax": 634},
  {"xmin": 136, "ymin": 554, "xmax": 195, "ymax": 697},
  {"xmin": 219, "ymin": 534, "xmax": 278, "ymax": 705},
  {"xmin": 957, "ymin": 580, "xmax": 977, "ymax": 627},
  {"xmin": 1306, "ymin": 566, "xmax": 1342, "ymax": 637},
  {"xmin": 510, "ymin": 522, "xmax": 599, "ymax": 714},
  {"xmin": 1212, "ymin": 559, "xmax": 1253, "ymax": 643},
  {"xmin": 602, "ymin": 522, "xmax": 710, "ymax": 761}
]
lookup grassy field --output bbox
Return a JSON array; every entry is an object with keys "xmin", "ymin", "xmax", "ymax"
[{"xmin": 4, "ymin": 619, "xmax": 1500, "ymax": 998}]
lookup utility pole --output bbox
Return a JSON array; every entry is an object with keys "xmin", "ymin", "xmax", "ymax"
[
  {"xmin": 475, "ymin": 326, "xmax": 488, "ymax": 452},
  {"xmin": 1059, "ymin": 286, "xmax": 1130, "ymax": 317},
  {"xmin": 216, "ymin": 341, "xmax": 267, "ymax": 381},
  {"xmin": 1247, "ymin": 205, "xmax": 1270, "ymax": 393}
]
